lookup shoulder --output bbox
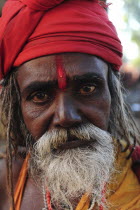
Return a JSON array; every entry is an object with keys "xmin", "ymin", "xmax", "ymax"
[
  {"xmin": 0, "ymin": 146, "xmax": 25, "ymax": 183},
  {"xmin": 0, "ymin": 147, "xmax": 25, "ymax": 209},
  {"xmin": 0, "ymin": 157, "xmax": 8, "ymax": 209},
  {"xmin": 0, "ymin": 145, "xmax": 7, "ymax": 194},
  {"xmin": 132, "ymin": 145, "xmax": 140, "ymax": 183}
]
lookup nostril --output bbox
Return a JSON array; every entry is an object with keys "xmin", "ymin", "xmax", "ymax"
[
  {"xmin": 53, "ymin": 94, "xmax": 82, "ymax": 128},
  {"xmin": 53, "ymin": 115, "xmax": 82, "ymax": 128}
]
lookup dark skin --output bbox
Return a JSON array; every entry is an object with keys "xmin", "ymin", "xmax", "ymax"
[{"xmin": 0, "ymin": 53, "xmax": 111, "ymax": 209}]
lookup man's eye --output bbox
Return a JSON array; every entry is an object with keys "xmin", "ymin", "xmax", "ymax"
[
  {"xmin": 30, "ymin": 92, "xmax": 49, "ymax": 103},
  {"xmin": 79, "ymin": 85, "xmax": 96, "ymax": 95}
]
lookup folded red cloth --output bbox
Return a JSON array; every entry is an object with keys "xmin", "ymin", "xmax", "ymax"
[{"xmin": 0, "ymin": 0, "xmax": 122, "ymax": 79}]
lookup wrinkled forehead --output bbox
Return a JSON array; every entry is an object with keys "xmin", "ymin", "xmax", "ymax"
[{"xmin": 17, "ymin": 53, "xmax": 109, "ymax": 88}]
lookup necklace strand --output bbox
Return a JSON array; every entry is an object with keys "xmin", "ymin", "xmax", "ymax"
[
  {"xmin": 42, "ymin": 185, "xmax": 104, "ymax": 210},
  {"xmin": 42, "ymin": 185, "xmax": 48, "ymax": 210}
]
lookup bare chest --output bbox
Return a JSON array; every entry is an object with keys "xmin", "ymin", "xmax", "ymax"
[
  {"xmin": 20, "ymin": 178, "xmax": 44, "ymax": 210},
  {"xmin": 2, "ymin": 179, "xmax": 44, "ymax": 210}
]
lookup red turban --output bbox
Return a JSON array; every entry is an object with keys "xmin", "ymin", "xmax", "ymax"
[{"xmin": 0, "ymin": 0, "xmax": 123, "ymax": 79}]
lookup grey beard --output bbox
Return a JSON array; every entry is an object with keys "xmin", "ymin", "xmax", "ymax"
[{"xmin": 30, "ymin": 123, "xmax": 115, "ymax": 209}]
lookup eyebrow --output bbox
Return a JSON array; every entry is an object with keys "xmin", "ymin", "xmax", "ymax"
[
  {"xmin": 72, "ymin": 73, "xmax": 105, "ymax": 83},
  {"xmin": 21, "ymin": 80, "xmax": 57, "ymax": 96},
  {"xmin": 21, "ymin": 73, "xmax": 104, "ymax": 96}
]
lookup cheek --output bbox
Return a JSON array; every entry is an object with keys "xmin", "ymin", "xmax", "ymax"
[
  {"xmin": 79, "ymin": 93, "xmax": 111, "ymax": 130},
  {"xmin": 21, "ymin": 102, "xmax": 51, "ymax": 139}
]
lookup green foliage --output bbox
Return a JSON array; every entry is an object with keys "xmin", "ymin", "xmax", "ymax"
[
  {"xmin": 0, "ymin": 0, "xmax": 6, "ymax": 16},
  {"xmin": 132, "ymin": 31, "xmax": 140, "ymax": 46},
  {"xmin": 123, "ymin": 0, "xmax": 140, "ymax": 68},
  {"xmin": 132, "ymin": 57, "xmax": 140, "ymax": 68},
  {"xmin": 124, "ymin": 0, "xmax": 140, "ymax": 21}
]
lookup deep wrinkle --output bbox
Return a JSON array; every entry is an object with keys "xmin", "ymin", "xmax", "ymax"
[{"xmin": 55, "ymin": 55, "xmax": 67, "ymax": 90}]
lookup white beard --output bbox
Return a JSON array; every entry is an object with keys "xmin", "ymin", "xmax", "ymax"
[{"xmin": 30, "ymin": 123, "xmax": 115, "ymax": 209}]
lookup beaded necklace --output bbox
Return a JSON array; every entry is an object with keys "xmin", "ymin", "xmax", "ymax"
[
  {"xmin": 42, "ymin": 185, "xmax": 105, "ymax": 210},
  {"xmin": 42, "ymin": 185, "xmax": 52, "ymax": 210}
]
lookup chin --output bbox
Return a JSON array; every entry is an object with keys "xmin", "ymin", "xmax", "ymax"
[{"xmin": 30, "ymin": 123, "xmax": 115, "ymax": 209}]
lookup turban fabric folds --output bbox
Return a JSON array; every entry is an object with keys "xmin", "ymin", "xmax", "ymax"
[{"xmin": 0, "ymin": 0, "xmax": 123, "ymax": 79}]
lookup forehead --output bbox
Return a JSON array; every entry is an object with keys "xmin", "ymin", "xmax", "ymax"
[{"xmin": 17, "ymin": 53, "xmax": 108, "ymax": 87}]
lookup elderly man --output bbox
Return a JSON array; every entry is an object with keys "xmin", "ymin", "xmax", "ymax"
[{"xmin": 0, "ymin": 0, "xmax": 140, "ymax": 209}]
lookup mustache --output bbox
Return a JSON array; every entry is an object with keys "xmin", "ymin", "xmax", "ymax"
[{"xmin": 33, "ymin": 123, "xmax": 112, "ymax": 154}]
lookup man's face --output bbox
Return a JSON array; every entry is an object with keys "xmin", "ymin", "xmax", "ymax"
[
  {"xmin": 17, "ymin": 53, "xmax": 111, "ymax": 143},
  {"xmin": 17, "ymin": 53, "xmax": 114, "ymax": 207}
]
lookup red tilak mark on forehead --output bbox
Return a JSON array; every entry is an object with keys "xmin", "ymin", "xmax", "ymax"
[{"xmin": 55, "ymin": 55, "xmax": 67, "ymax": 90}]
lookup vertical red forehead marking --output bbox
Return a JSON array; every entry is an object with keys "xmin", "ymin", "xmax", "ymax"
[{"xmin": 55, "ymin": 55, "xmax": 67, "ymax": 90}]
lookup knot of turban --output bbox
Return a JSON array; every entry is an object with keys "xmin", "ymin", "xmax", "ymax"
[{"xmin": 0, "ymin": 0, "xmax": 123, "ymax": 79}]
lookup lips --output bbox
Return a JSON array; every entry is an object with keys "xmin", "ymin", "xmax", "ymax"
[{"xmin": 57, "ymin": 139, "xmax": 92, "ymax": 150}]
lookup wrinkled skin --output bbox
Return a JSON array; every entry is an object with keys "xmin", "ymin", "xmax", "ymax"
[
  {"xmin": 0, "ymin": 53, "xmax": 111, "ymax": 209},
  {"xmin": 17, "ymin": 53, "xmax": 111, "ymax": 141}
]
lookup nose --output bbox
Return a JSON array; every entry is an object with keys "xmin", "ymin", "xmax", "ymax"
[{"xmin": 52, "ymin": 93, "xmax": 82, "ymax": 128}]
